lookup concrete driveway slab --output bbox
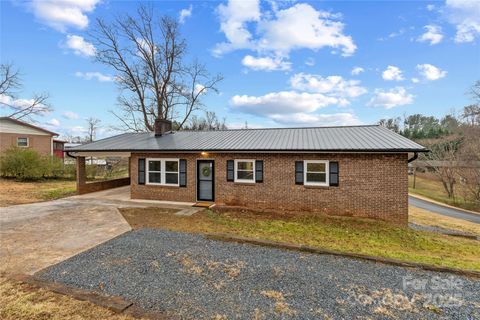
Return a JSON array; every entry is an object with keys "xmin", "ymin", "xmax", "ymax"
[{"xmin": 0, "ymin": 186, "xmax": 193, "ymax": 275}]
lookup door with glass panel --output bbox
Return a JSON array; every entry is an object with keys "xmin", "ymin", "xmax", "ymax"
[{"xmin": 197, "ymin": 160, "xmax": 214, "ymax": 201}]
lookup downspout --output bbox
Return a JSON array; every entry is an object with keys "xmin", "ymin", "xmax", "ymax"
[{"xmin": 408, "ymin": 152, "xmax": 418, "ymax": 163}]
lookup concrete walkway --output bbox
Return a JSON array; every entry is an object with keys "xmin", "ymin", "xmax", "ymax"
[
  {"xmin": 0, "ymin": 186, "xmax": 193, "ymax": 275},
  {"xmin": 409, "ymin": 195, "xmax": 480, "ymax": 224}
]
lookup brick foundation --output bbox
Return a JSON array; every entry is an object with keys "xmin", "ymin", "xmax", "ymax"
[{"xmin": 130, "ymin": 152, "xmax": 408, "ymax": 224}]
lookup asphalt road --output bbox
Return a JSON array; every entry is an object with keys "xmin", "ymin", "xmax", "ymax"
[{"xmin": 409, "ymin": 196, "xmax": 480, "ymax": 224}]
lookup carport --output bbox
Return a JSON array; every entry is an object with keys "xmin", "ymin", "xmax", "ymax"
[{"xmin": 70, "ymin": 151, "xmax": 132, "ymax": 195}]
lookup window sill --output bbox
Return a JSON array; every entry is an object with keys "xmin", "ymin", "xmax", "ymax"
[
  {"xmin": 303, "ymin": 185, "xmax": 330, "ymax": 189},
  {"xmin": 145, "ymin": 184, "xmax": 180, "ymax": 188},
  {"xmin": 233, "ymin": 182, "xmax": 256, "ymax": 186}
]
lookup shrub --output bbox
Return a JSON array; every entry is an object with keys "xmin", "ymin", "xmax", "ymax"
[
  {"xmin": 0, "ymin": 147, "xmax": 71, "ymax": 180},
  {"xmin": 0, "ymin": 147, "xmax": 46, "ymax": 180}
]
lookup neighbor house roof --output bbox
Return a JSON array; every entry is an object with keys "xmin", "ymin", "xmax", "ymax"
[
  {"xmin": 66, "ymin": 125, "xmax": 426, "ymax": 153},
  {"xmin": 0, "ymin": 117, "xmax": 58, "ymax": 136}
]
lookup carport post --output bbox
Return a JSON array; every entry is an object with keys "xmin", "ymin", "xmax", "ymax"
[{"xmin": 76, "ymin": 156, "xmax": 86, "ymax": 194}]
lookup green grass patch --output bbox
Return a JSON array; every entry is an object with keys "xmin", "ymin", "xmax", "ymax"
[
  {"xmin": 39, "ymin": 186, "xmax": 77, "ymax": 201},
  {"xmin": 409, "ymin": 175, "xmax": 479, "ymax": 212},
  {"xmin": 120, "ymin": 208, "xmax": 480, "ymax": 272}
]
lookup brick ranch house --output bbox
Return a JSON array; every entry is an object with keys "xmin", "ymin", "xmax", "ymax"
[
  {"xmin": 0, "ymin": 117, "xmax": 65, "ymax": 158},
  {"xmin": 66, "ymin": 120, "xmax": 427, "ymax": 224}
]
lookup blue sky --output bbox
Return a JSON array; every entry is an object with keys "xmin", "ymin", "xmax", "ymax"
[{"xmin": 1, "ymin": 0, "xmax": 479, "ymax": 138}]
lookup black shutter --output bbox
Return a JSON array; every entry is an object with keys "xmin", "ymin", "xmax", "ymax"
[
  {"xmin": 138, "ymin": 158, "xmax": 145, "ymax": 185},
  {"xmin": 295, "ymin": 161, "xmax": 304, "ymax": 185},
  {"xmin": 329, "ymin": 161, "xmax": 339, "ymax": 187},
  {"xmin": 179, "ymin": 159, "xmax": 187, "ymax": 187},
  {"xmin": 255, "ymin": 160, "xmax": 263, "ymax": 183},
  {"xmin": 226, "ymin": 160, "xmax": 234, "ymax": 181}
]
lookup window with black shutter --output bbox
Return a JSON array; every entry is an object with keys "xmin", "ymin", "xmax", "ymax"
[
  {"xmin": 329, "ymin": 161, "xmax": 339, "ymax": 187},
  {"xmin": 255, "ymin": 160, "xmax": 263, "ymax": 183},
  {"xmin": 179, "ymin": 159, "xmax": 187, "ymax": 187},
  {"xmin": 295, "ymin": 161, "xmax": 304, "ymax": 185},
  {"xmin": 226, "ymin": 160, "xmax": 234, "ymax": 181},
  {"xmin": 138, "ymin": 158, "xmax": 146, "ymax": 185}
]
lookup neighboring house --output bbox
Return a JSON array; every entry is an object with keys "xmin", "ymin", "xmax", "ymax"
[
  {"xmin": 0, "ymin": 117, "xmax": 62, "ymax": 157},
  {"xmin": 67, "ymin": 120, "xmax": 427, "ymax": 224}
]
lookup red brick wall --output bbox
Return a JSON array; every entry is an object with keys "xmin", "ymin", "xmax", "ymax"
[
  {"xmin": 130, "ymin": 152, "xmax": 408, "ymax": 224},
  {"xmin": 0, "ymin": 133, "xmax": 52, "ymax": 155}
]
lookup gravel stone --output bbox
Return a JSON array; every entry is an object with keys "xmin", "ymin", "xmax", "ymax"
[{"xmin": 36, "ymin": 229, "xmax": 480, "ymax": 319}]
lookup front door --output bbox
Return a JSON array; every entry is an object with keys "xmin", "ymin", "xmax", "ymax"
[{"xmin": 197, "ymin": 160, "xmax": 214, "ymax": 201}]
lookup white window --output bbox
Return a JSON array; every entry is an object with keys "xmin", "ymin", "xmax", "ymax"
[
  {"xmin": 17, "ymin": 137, "xmax": 29, "ymax": 147},
  {"xmin": 146, "ymin": 158, "xmax": 179, "ymax": 186},
  {"xmin": 234, "ymin": 159, "xmax": 255, "ymax": 183},
  {"xmin": 304, "ymin": 160, "xmax": 329, "ymax": 186}
]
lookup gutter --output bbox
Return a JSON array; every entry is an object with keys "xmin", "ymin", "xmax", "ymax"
[{"xmin": 66, "ymin": 151, "xmax": 77, "ymax": 159}]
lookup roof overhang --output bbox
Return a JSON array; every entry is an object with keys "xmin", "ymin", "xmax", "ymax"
[{"xmin": 66, "ymin": 149, "xmax": 428, "ymax": 154}]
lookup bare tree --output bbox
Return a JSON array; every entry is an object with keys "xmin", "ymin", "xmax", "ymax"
[
  {"xmin": 86, "ymin": 117, "xmax": 102, "ymax": 142},
  {"xmin": 469, "ymin": 80, "xmax": 480, "ymax": 103},
  {"xmin": 0, "ymin": 63, "xmax": 52, "ymax": 121},
  {"xmin": 183, "ymin": 111, "xmax": 227, "ymax": 131},
  {"xmin": 424, "ymin": 138, "xmax": 460, "ymax": 199},
  {"xmin": 462, "ymin": 104, "xmax": 480, "ymax": 126},
  {"xmin": 89, "ymin": 5, "xmax": 222, "ymax": 132}
]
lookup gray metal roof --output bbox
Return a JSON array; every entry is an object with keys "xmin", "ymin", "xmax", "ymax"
[{"xmin": 66, "ymin": 125, "xmax": 427, "ymax": 153}]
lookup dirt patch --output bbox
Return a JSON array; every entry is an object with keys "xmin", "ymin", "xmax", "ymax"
[
  {"xmin": 0, "ymin": 178, "xmax": 76, "ymax": 207},
  {"xmin": 409, "ymin": 206, "xmax": 480, "ymax": 237},
  {"xmin": 0, "ymin": 276, "xmax": 136, "ymax": 320},
  {"xmin": 119, "ymin": 207, "xmax": 181, "ymax": 229}
]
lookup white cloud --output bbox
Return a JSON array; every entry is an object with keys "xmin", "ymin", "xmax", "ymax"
[
  {"xmin": 230, "ymin": 91, "xmax": 340, "ymax": 116},
  {"xmin": 367, "ymin": 87, "xmax": 414, "ymax": 109},
  {"xmin": 241, "ymin": 55, "xmax": 291, "ymax": 71},
  {"xmin": 75, "ymin": 71, "xmax": 114, "ymax": 82},
  {"xmin": 270, "ymin": 112, "xmax": 362, "ymax": 126},
  {"xmin": 47, "ymin": 118, "xmax": 60, "ymax": 127},
  {"xmin": 64, "ymin": 35, "xmax": 96, "ymax": 57},
  {"xmin": 382, "ymin": 65, "xmax": 404, "ymax": 81},
  {"xmin": 229, "ymin": 90, "xmax": 362, "ymax": 126},
  {"xmin": 214, "ymin": 1, "xmax": 356, "ymax": 61},
  {"xmin": 179, "ymin": 5, "xmax": 193, "ymax": 24},
  {"xmin": 0, "ymin": 94, "xmax": 50, "ymax": 115},
  {"xmin": 351, "ymin": 67, "xmax": 364, "ymax": 75},
  {"xmin": 194, "ymin": 84, "xmax": 207, "ymax": 95},
  {"xmin": 289, "ymin": 73, "xmax": 367, "ymax": 99},
  {"xmin": 416, "ymin": 64, "xmax": 447, "ymax": 80},
  {"xmin": 28, "ymin": 0, "xmax": 100, "ymax": 32},
  {"xmin": 305, "ymin": 58, "xmax": 315, "ymax": 66},
  {"xmin": 426, "ymin": 4, "xmax": 436, "ymax": 11},
  {"xmin": 411, "ymin": 78, "xmax": 420, "ymax": 83},
  {"xmin": 445, "ymin": 0, "xmax": 480, "ymax": 43},
  {"xmin": 417, "ymin": 25, "xmax": 443, "ymax": 45},
  {"xmin": 214, "ymin": 0, "xmax": 261, "ymax": 54},
  {"xmin": 62, "ymin": 111, "xmax": 80, "ymax": 120}
]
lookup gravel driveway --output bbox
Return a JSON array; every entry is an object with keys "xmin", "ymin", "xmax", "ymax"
[{"xmin": 36, "ymin": 229, "xmax": 480, "ymax": 320}]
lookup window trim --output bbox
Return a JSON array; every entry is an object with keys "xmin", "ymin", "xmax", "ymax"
[
  {"xmin": 304, "ymin": 160, "xmax": 329, "ymax": 187},
  {"xmin": 17, "ymin": 137, "xmax": 29, "ymax": 147},
  {"xmin": 146, "ymin": 158, "xmax": 180, "ymax": 186},
  {"xmin": 234, "ymin": 159, "xmax": 256, "ymax": 183}
]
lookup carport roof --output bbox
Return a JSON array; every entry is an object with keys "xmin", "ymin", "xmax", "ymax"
[{"xmin": 66, "ymin": 125, "xmax": 427, "ymax": 153}]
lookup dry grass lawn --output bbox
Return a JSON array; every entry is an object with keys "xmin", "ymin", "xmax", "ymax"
[
  {"xmin": 409, "ymin": 206, "xmax": 480, "ymax": 237},
  {"xmin": 119, "ymin": 207, "xmax": 480, "ymax": 272},
  {"xmin": 0, "ymin": 178, "xmax": 76, "ymax": 207},
  {"xmin": 0, "ymin": 276, "xmax": 135, "ymax": 320}
]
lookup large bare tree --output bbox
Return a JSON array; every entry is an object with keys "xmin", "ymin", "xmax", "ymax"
[
  {"xmin": 0, "ymin": 63, "xmax": 51, "ymax": 121},
  {"xmin": 89, "ymin": 5, "xmax": 222, "ymax": 132},
  {"xmin": 86, "ymin": 117, "xmax": 102, "ymax": 142}
]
